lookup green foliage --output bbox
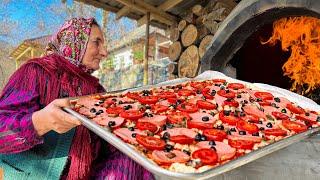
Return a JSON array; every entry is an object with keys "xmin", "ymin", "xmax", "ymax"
[
  {"xmin": 101, "ymin": 54, "xmax": 115, "ymax": 69},
  {"xmin": 133, "ymin": 50, "xmax": 144, "ymax": 61}
]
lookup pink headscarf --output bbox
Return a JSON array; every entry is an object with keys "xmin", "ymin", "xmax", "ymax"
[{"xmin": 46, "ymin": 17, "xmax": 97, "ymax": 73}]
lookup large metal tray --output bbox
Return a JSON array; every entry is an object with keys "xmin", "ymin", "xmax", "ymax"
[{"xmin": 64, "ymin": 71, "xmax": 320, "ymax": 179}]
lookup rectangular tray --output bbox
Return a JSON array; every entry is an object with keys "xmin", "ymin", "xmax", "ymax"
[{"xmin": 64, "ymin": 71, "xmax": 320, "ymax": 179}]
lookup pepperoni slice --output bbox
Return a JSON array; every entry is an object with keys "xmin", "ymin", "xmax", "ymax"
[
  {"xmin": 243, "ymin": 105, "xmax": 266, "ymax": 120},
  {"xmin": 196, "ymin": 100, "xmax": 217, "ymax": 110},
  {"xmin": 93, "ymin": 116, "xmax": 125, "ymax": 128},
  {"xmin": 192, "ymin": 149, "xmax": 218, "ymax": 165},
  {"xmin": 120, "ymin": 110, "xmax": 144, "ymax": 120},
  {"xmin": 286, "ymin": 103, "xmax": 305, "ymax": 114},
  {"xmin": 161, "ymin": 128, "xmax": 197, "ymax": 139},
  {"xmin": 167, "ymin": 112, "xmax": 191, "ymax": 124},
  {"xmin": 188, "ymin": 112, "xmax": 215, "ymax": 129},
  {"xmin": 282, "ymin": 120, "xmax": 307, "ymax": 133},
  {"xmin": 113, "ymin": 128, "xmax": 146, "ymax": 144},
  {"xmin": 177, "ymin": 103, "xmax": 198, "ymax": 113},
  {"xmin": 152, "ymin": 150, "xmax": 190, "ymax": 165},
  {"xmin": 217, "ymin": 90, "xmax": 236, "ymax": 98},
  {"xmin": 138, "ymin": 114, "xmax": 167, "ymax": 127},
  {"xmin": 271, "ymin": 112, "xmax": 289, "ymax": 120},
  {"xmin": 219, "ymin": 111, "xmax": 241, "ymax": 125},
  {"xmin": 228, "ymin": 139, "xmax": 254, "ymax": 150},
  {"xmin": 138, "ymin": 96, "xmax": 159, "ymax": 104},
  {"xmin": 264, "ymin": 129, "xmax": 287, "ymax": 136},
  {"xmin": 203, "ymin": 129, "xmax": 227, "ymax": 141},
  {"xmin": 227, "ymin": 134, "xmax": 262, "ymax": 143},
  {"xmin": 177, "ymin": 89, "xmax": 195, "ymax": 96},
  {"xmin": 236, "ymin": 120, "xmax": 259, "ymax": 134},
  {"xmin": 170, "ymin": 135, "xmax": 194, "ymax": 144},
  {"xmin": 254, "ymin": 92, "xmax": 274, "ymax": 101},
  {"xmin": 196, "ymin": 141, "xmax": 236, "ymax": 161},
  {"xmin": 227, "ymin": 83, "xmax": 245, "ymax": 90},
  {"xmin": 136, "ymin": 121, "xmax": 158, "ymax": 132},
  {"xmin": 136, "ymin": 135, "xmax": 166, "ymax": 150}
]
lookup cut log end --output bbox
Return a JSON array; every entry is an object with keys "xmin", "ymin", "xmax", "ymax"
[
  {"xmin": 178, "ymin": 45, "xmax": 200, "ymax": 78},
  {"xmin": 192, "ymin": 4, "xmax": 203, "ymax": 16},
  {"xmin": 170, "ymin": 27, "xmax": 180, "ymax": 42},
  {"xmin": 178, "ymin": 20, "xmax": 187, "ymax": 31},
  {"xmin": 199, "ymin": 35, "xmax": 214, "ymax": 59},
  {"xmin": 181, "ymin": 24, "xmax": 198, "ymax": 47},
  {"xmin": 168, "ymin": 41, "xmax": 182, "ymax": 61}
]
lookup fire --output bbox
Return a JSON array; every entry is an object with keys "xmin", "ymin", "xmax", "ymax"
[{"xmin": 262, "ymin": 16, "xmax": 320, "ymax": 94}]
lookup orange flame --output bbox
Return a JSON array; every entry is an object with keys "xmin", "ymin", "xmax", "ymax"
[{"xmin": 262, "ymin": 16, "xmax": 320, "ymax": 94}]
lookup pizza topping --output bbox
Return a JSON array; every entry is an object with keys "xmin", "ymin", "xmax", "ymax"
[
  {"xmin": 136, "ymin": 135, "xmax": 166, "ymax": 150},
  {"xmin": 196, "ymin": 141, "xmax": 236, "ymax": 161},
  {"xmin": 192, "ymin": 148, "xmax": 218, "ymax": 165}
]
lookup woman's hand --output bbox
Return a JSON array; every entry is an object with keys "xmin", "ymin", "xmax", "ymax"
[{"xmin": 32, "ymin": 98, "xmax": 81, "ymax": 136}]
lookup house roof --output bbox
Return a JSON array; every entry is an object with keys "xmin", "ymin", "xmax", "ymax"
[
  {"xmin": 10, "ymin": 35, "xmax": 51, "ymax": 60},
  {"xmin": 107, "ymin": 24, "xmax": 167, "ymax": 52},
  {"xmin": 76, "ymin": 0, "xmax": 208, "ymax": 29}
]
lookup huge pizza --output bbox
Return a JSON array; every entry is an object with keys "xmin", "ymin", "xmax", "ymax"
[{"xmin": 72, "ymin": 78, "xmax": 320, "ymax": 173}]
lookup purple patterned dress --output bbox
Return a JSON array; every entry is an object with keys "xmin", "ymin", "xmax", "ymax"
[{"xmin": 0, "ymin": 17, "xmax": 154, "ymax": 180}]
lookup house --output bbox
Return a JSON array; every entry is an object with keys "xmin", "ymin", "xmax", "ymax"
[
  {"xmin": 9, "ymin": 35, "xmax": 51, "ymax": 69},
  {"xmin": 106, "ymin": 24, "xmax": 170, "ymax": 70}
]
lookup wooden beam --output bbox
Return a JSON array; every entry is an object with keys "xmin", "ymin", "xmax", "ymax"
[
  {"xmin": 16, "ymin": 47, "xmax": 32, "ymax": 62},
  {"xmin": 137, "ymin": 0, "xmax": 183, "ymax": 26},
  {"xmin": 114, "ymin": 0, "xmax": 177, "ymax": 25},
  {"xmin": 116, "ymin": 6, "xmax": 130, "ymax": 20},
  {"xmin": 143, "ymin": 12, "xmax": 150, "ymax": 85},
  {"xmin": 78, "ymin": 0, "xmax": 119, "ymax": 13}
]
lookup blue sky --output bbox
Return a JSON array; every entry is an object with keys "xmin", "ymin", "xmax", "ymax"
[{"xmin": 1, "ymin": 0, "xmax": 136, "ymax": 45}]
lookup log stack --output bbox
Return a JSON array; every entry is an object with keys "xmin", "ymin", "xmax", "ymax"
[{"xmin": 168, "ymin": 0, "xmax": 236, "ymax": 78}]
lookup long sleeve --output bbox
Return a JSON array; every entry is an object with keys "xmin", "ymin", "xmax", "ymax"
[{"xmin": 0, "ymin": 63, "xmax": 44, "ymax": 154}]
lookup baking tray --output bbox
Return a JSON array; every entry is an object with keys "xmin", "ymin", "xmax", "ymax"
[{"xmin": 64, "ymin": 71, "xmax": 320, "ymax": 179}]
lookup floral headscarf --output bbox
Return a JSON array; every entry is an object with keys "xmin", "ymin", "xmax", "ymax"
[{"xmin": 46, "ymin": 17, "xmax": 96, "ymax": 73}]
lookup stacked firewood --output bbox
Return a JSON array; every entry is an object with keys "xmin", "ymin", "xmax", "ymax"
[{"xmin": 168, "ymin": 0, "xmax": 236, "ymax": 79}]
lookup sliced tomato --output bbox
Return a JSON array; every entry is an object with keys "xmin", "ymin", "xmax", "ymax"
[
  {"xmin": 211, "ymin": 79, "xmax": 226, "ymax": 84},
  {"xmin": 196, "ymin": 100, "xmax": 217, "ymax": 110},
  {"xmin": 264, "ymin": 129, "xmax": 287, "ymax": 136},
  {"xmin": 158, "ymin": 91, "xmax": 176, "ymax": 99},
  {"xmin": 136, "ymin": 135, "xmax": 166, "ymax": 150},
  {"xmin": 296, "ymin": 114, "xmax": 318, "ymax": 125},
  {"xmin": 167, "ymin": 112, "xmax": 191, "ymax": 124},
  {"xmin": 170, "ymin": 135, "xmax": 194, "ymax": 144},
  {"xmin": 227, "ymin": 83, "xmax": 245, "ymax": 90},
  {"xmin": 241, "ymin": 114, "xmax": 260, "ymax": 123},
  {"xmin": 136, "ymin": 121, "xmax": 158, "ymax": 132},
  {"xmin": 106, "ymin": 107, "xmax": 124, "ymax": 116},
  {"xmin": 187, "ymin": 121, "xmax": 214, "ymax": 129},
  {"xmin": 236, "ymin": 120, "xmax": 259, "ymax": 134},
  {"xmin": 151, "ymin": 104, "xmax": 168, "ymax": 114},
  {"xmin": 219, "ymin": 111, "xmax": 240, "ymax": 125},
  {"xmin": 120, "ymin": 110, "xmax": 144, "ymax": 120},
  {"xmin": 167, "ymin": 98, "xmax": 185, "ymax": 104},
  {"xmin": 190, "ymin": 81, "xmax": 209, "ymax": 90},
  {"xmin": 222, "ymin": 99, "xmax": 239, "ymax": 107},
  {"xmin": 258, "ymin": 101, "xmax": 272, "ymax": 106},
  {"xmin": 103, "ymin": 98, "xmax": 116, "ymax": 107},
  {"xmin": 203, "ymin": 129, "xmax": 227, "ymax": 141},
  {"xmin": 126, "ymin": 92, "xmax": 141, "ymax": 100},
  {"xmin": 177, "ymin": 89, "xmax": 195, "ymax": 96},
  {"xmin": 138, "ymin": 96, "xmax": 159, "ymax": 104},
  {"xmin": 202, "ymin": 88, "xmax": 214, "ymax": 100},
  {"xmin": 192, "ymin": 149, "xmax": 218, "ymax": 165},
  {"xmin": 271, "ymin": 112, "xmax": 289, "ymax": 120},
  {"xmin": 228, "ymin": 139, "xmax": 254, "ymax": 150},
  {"xmin": 282, "ymin": 120, "xmax": 307, "ymax": 133},
  {"xmin": 217, "ymin": 90, "xmax": 236, "ymax": 98},
  {"xmin": 177, "ymin": 103, "xmax": 198, "ymax": 113},
  {"xmin": 254, "ymin": 92, "xmax": 274, "ymax": 101},
  {"xmin": 286, "ymin": 103, "xmax": 305, "ymax": 114}
]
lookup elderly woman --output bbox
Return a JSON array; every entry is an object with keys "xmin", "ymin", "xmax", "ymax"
[{"xmin": 0, "ymin": 17, "xmax": 154, "ymax": 180}]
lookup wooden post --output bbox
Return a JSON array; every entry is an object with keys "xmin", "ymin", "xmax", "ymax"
[{"xmin": 143, "ymin": 12, "xmax": 150, "ymax": 85}]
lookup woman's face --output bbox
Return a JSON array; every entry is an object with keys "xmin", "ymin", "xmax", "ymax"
[{"xmin": 82, "ymin": 25, "xmax": 107, "ymax": 71}]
